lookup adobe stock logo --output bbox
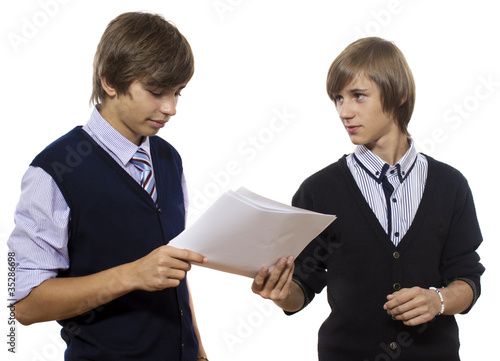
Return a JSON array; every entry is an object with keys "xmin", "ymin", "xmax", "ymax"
[
  {"xmin": 50, "ymin": 139, "xmax": 94, "ymax": 182},
  {"xmin": 222, "ymin": 298, "xmax": 275, "ymax": 353},
  {"xmin": 7, "ymin": 0, "xmax": 71, "ymax": 53},
  {"xmin": 212, "ymin": 0, "xmax": 243, "ymax": 21},
  {"xmin": 30, "ymin": 331, "xmax": 66, "ymax": 361},
  {"xmin": 415, "ymin": 74, "xmax": 500, "ymax": 154},
  {"xmin": 338, "ymin": 0, "xmax": 415, "ymax": 51},
  {"xmin": 188, "ymin": 106, "xmax": 296, "ymax": 221}
]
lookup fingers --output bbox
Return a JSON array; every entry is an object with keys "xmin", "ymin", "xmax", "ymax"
[
  {"xmin": 155, "ymin": 246, "xmax": 208, "ymax": 278},
  {"xmin": 252, "ymin": 256, "xmax": 294, "ymax": 300},
  {"xmin": 273, "ymin": 257, "xmax": 295, "ymax": 295},
  {"xmin": 383, "ymin": 287, "xmax": 439, "ymax": 326},
  {"xmin": 252, "ymin": 256, "xmax": 291, "ymax": 292},
  {"xmin": 384, "ymin": 288, "xmax": 413, "ymax": 309},
  {"xmin": 251, "ymin": 266, "xmax": 270, "ymax": 292},
  {"xmin": 132, "ymin": 246, "xmax": 207, "ymax": 292},
  {"xmin": 166, "ymin": 246, "xmax": 208, "ymax": 264}
]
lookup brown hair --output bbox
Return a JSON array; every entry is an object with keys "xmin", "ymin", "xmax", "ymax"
[
  {"xmin": 326, "ymin": 37, "xmax": 415, "ymax": 136},
  {"xmin": 90, "ymin": 12, "xmax": 194, "ymax": 105}
]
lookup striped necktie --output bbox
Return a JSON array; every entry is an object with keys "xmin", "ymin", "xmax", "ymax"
[{"xmin": 130, "ymin": 148, "xmax": 157, "ymax": 204}]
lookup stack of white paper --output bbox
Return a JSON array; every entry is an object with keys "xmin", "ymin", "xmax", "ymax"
[{"xmin": 169, "ymin": 187, "xmax": 336, "ymax": 278}]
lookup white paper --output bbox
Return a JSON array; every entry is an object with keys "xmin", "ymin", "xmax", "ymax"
[{"xmin": 169, "ymin": 187, "xmax": 336, "ymax": 278}]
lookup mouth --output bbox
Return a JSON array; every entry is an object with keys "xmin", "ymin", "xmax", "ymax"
[
  {"xmin": 148, "ymin": 119, "xmax": 168, "ymax": 128},
  {"xmin": 346, "ymin": 125, "xmax": 361, "ymax": 133}
]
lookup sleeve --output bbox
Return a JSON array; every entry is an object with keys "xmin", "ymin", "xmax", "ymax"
[
  {"xmin": 7, "ymin": 166, "xmax": 71, "ymax": 302},
  {"xmin": 440, "ymin": 175, "xmax": 485, "ymax": 314},
  {"xmin": 286, "ymin": 182, "xmax": 331, "ymax": 314}
]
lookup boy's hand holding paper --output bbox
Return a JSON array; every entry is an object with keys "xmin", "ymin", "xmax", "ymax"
[{"xmin": 168, "ymin": 187, "xmax": 336, "ymax": 277}]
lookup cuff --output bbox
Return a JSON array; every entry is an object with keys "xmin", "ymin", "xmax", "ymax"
[{"xmin": 452, "ymin": 277, "xmax": 479, "ymax": 314}]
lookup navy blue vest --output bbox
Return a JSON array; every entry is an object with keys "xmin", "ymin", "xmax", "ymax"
[{"xmin": 31, "ymin": 127, "xmax": 198, "ymax": 361}]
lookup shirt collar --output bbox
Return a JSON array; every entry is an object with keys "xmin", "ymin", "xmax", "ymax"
[
  {"xmin": 352, "ymin": 139, "xmax": 418, "ymax": 183},
  {"xmin": 85, "ymin": 107, "xmax": 151, "ymax": 166}
]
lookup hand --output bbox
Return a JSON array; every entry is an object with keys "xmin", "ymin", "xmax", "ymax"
[
  {"xmin": 383, "ymin": 286, "xmax": 442, "ymax": 326},
  {"xmin": 251, "ymin": 256, "xmax": 294, "ymax": 302},
  {"xmin": 130, "ymin": 245, "xmax": 207, "ymax": 291}
]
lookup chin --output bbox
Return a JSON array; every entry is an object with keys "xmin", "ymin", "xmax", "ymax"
[
  {"xmin": 348, "ymin": 137, "xmax": 366, "ymax": 146},
  {"xmin": 145, "ymin": 128, "xmax": 161, "ymax": 137}
]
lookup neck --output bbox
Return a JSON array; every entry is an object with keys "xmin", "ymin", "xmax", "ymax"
[
  {"xmin": 98, "ymin": 102, "xmax": 143, "ymax": 146},
  {"xmin": 367, "ymin": 134, "xmax": 410, "ymax": 165}
]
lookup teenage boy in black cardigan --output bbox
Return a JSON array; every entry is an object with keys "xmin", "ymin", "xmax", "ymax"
[{"xmin": 252, "ymin": 37, "xmax": 484, "ymax": 360}]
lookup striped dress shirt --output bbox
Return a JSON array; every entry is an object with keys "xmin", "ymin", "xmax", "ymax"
[
  {"xmin": 8, "ymin": 107, "xmax": 188, "ymax": 301},
  {"xmin": 346, "ymin": 140, "xmax": 428, "ymax": 246}
]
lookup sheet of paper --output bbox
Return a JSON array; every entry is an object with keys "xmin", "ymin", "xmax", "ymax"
[{"xmin": 169, "ymin": 187, "xmax": 336, "ymax": 278}]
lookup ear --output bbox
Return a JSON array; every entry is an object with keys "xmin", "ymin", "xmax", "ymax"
[
  {"xmin": 399, "ymin": 89, "xmax": 408, "ymax": 106},
  {"xmin": 100, "ymin": 75, "xmax": 117, "ymax": 97}
]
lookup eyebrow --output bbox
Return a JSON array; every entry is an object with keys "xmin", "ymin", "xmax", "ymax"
[
  {"xmin": 167, "ymin": 84, "xmax": 187, "ymax": 92},
  {"xmin": 347, "ymin": 88, "xmax": 369, "ymax": 93},
  {"xmin": 143, "ymin": 82, "xmax": 187, "ymax": 91}
]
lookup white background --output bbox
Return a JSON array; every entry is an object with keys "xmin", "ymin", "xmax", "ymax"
[{"xmin": 1, "ymin": 0, "xmax": 498, "ymax": 360}]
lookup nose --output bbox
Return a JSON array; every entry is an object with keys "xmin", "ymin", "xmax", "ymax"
[
  {"xmin": 337, "ymin": 99, "xmax": 354, "ymax": 120},
  {"xmin": 160, "ymin": 94, "xmax": 177, "ymax": 116}
]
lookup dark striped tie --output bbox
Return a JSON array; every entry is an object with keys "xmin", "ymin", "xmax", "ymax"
[{"xmin": 130, "ymin": 148, "xmax": 157, "ymax": 204}]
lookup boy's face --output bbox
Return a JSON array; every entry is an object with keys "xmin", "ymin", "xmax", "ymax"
[
  {"xmin": 333, "ymin": 74, "xmax": 402, "ymax": 152},
  {"xmin": 101, "ymin": 79, "xmax": 185, "ymax": 145}
]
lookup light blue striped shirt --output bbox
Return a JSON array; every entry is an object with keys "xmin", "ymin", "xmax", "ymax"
[
  {"xmin": 8, "ymin": 107, "xmax": 188, "ymax": 301},
  {"xmin": 346, "ymin": 140, "xmax": 428, "ymax": 246}
]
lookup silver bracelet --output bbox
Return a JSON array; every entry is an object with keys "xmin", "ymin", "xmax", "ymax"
[{"xmin": 429, "ymin": 287, "xmax": 444, "ymax": 316}]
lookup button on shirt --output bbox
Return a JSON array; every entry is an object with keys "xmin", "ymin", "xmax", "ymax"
[
  {"xmin": 346, "ymin": 140, "xmax": 428, "ymax": 246},
  {"xmin": 8, "ymin": 107, "xmax": 188, "ymax": 301}
]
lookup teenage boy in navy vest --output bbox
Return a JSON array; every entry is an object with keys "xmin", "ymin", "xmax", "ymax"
[
  {"xmin": 8, "ymin": 12, "xmax": 210, "ymax": 361},
  {"xmin": 252, "ymin": 37, "xmax": 485, "ymax": 360}
]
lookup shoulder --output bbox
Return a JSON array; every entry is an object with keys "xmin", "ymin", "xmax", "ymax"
[
  {"xmin": 299, "ymin": 155, "xmax": 348, "ymax": 191},
  {"xmin": 423, "ymin": 154, "xmax": 475, "ymax": 208},
  {"xmin": 37, "ymin": 127, "xmax": 86, "ymax": 150},
  {"xmin": 424, "ymin": 154, "xmax": 468, "ymax": 185},
  {"xmin": 31, "ymin": 127, "xmax": 90, "ymax": 166},
  {"xmin": 293, "ymin": 156, "xmax": 349, "ymax": 208}
]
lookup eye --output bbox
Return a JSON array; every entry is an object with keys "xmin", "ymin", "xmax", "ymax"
[
  {"xmin": 355, "ymin": 93, "xmax": 366, "ymax": 100},
  {"xmin": 334, "ymin": 95, "xmax": 344, "ymax": 104},
  {"xmin": 149, "ymin": 90, "xmax": 163, "ymax": 97},
  {"xmin": 175, "ymin": 86, "xmax": 186, "ymax": 98}
]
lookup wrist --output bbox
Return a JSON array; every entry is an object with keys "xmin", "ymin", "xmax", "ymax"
[
  {"xmin": 429, "ymin": 287, "xmax": 444, "ymax": 316},
  {"xmin": 114, "ymin": 262, "xmax": 140, "ymax": 293},
  {"xmin": 274, "ymin": 280, "xmax": 304, "ymax": 313}
]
